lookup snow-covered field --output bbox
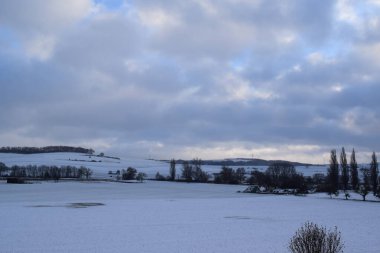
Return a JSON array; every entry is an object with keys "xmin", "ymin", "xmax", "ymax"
[
  {"xmin": 0, "ymin": 180, "xmax": 379, "ymax": 253},
  {"xmin": 1, "ymin": 153, "xmax": 377, "ymax": 252},
  {"xmin": 0, "ymin": 152, "xmax": 327, "ymax": 179}
]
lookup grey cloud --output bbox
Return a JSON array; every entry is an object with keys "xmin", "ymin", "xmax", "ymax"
[{"xmin": 0, "ymin": 0, "xmax": 379, "ymax": 162}]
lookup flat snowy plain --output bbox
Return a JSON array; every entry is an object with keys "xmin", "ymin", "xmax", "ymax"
[
  {"xmin": 1, "ymin": 180, "xmax": 379, "ymax": 253},
  {"xmin": 0, "ymin": 153, "xmax": 379, "ymax": 252}
]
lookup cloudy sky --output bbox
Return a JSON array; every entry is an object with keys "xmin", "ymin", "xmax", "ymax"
[{"xmin": 0, "ymin": 0, "xmax": 379, "ymax": 163}]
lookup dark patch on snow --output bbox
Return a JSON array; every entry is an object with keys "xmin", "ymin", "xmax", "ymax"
[
  {"xmin": 224, "ymin": 216, "xmax": 251, "ymax": 220},
  {"xmin": 27, "ymin": 205, "xmax": 59, "ymax": 208},
  {"xmin": 67, "ymin": 202, "xmax": 105, "ymax": 208}
]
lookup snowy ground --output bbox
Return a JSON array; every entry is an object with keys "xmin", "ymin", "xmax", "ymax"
[
  {"xmin": 0, "ymin": 152, "xmax": 327, "ymax": 179},
  {"xmin": 0, "ymin": 180, "xmax": 379, "ymax": 253}
]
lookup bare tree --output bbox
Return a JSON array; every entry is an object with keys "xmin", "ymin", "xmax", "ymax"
[
  {"xmin": 136, "ymin": 172, "xmax": 146, "ymax": 182},
  {"xmin": 289, "ymin": 222, "xmax": 344, "ymax": 253},
  {"xmin": 236, "ymin": 168, "xmax": 246, "ymax": 184},
  {"xmin": 181, "ymin": 161, "xmax": 193, "ymax": 182},
  {"xmin": 0, "ymin": 162, "xmax": 8, "ymax": 176}
]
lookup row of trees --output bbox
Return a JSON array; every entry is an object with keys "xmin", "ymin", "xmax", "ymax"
[
  {"xmin": 156, "ymin": 158, "xmax": 210, "ymax": 182},
  {"xmin": 163, "ymin": 151, "xmax": 378, "ymax": 199},
  {"xmin": 0, "ymin": 164, "xmax": 93, "ymax": 181},
  {"xmin": 247, "ymin": 162, "xmax": 307, "ymax": 192},
  {"xmin": 327, "ymin": 148, "xmax": 378, "ymax": 200},
  {"xmin": 161, "ymin": 159, "xmax": 307, "ymax": 192},
  {"xmin": 0, "ymin": 146, "xmax": 94, "ymax": 154}
]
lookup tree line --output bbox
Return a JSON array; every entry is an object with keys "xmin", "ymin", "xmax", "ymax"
[
  {"xmin": 158, "ymin": 159, "xmax": 306, "ymax": 191},
  {"xmin": 0, "ymin": 163, "xmax": 93, "ymax": 181},
  {"xmin": 0, "ymin": 146, "xmax": 94, "ymax": 154},
  {"xmin": 162, "ymin": 150, "xmax": 379, "ymax": 199},
  {"xmin": 327, "ymin": 148, "xmax": 378, "ymax": 200}
]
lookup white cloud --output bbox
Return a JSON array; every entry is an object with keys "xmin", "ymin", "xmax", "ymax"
[
  {"xmin": 331, "ymin": 83, "xmax": 344, "ymax": 93},
  {"xmin": 357, "ymin": 42, "xmax": 380, "ymax": 67},
  {"xmin": 136, "ymin": 7, "xmax": 181, "ymax": 30},
  {"xmin": 24, "ymin": 34, "xmax": 56, "ymax": 61},
  {"xmin": 336, "ymin": 0, "xmax": 359, "ymax": 24},
  {"xmin": 307, "ymin": 52, "xmax": 336, "ymax": 65},
  {"xmin": 219, "ymin": 73, "xmax": 275, "ymax": 102}
]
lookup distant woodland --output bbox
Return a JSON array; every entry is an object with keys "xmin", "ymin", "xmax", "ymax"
[{"xmin": 0, "ymin": 146, "xmax": 94, "ymax": 154}]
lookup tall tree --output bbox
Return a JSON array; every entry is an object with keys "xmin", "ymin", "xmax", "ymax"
[
  {"xmin": 169, "ymin": 159, "xmax": 176, "ymax": 181},
  {"xmin": 370, "ymin": 152, "xmax": 379, "ymax": 196},
  {"xmin": 350, "ymin": 149, "xmax": 359, "ymax": 190},
  {"xmin": 340, "ymin": 147, "xmax": 349, "ymax": 195},
  {"xmin": 181, "ymin": 161, "xmax": 193, "ymax": 182},
  {"xmin": 359, "ymin": 168, "xmax": 371, "ymax": 201},
  {"xmin": 327, "ymin": 149, "xmax": 339, "ymax": 197}
]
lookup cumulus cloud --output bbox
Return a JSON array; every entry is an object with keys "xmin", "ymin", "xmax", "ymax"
[{"xmin": 0, "ymin": 0, "xmax": 379, "ymax": 163}]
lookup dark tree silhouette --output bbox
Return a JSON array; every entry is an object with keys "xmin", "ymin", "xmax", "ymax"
[
  {"xmin": 0, "ymin": 162, "xmax": 7, "ymax": 176},
  {"xmin": 340, "ymin": 147, "xmax": 349, "ymax": 199},
  {"xmin": 327, "ymin": 150, "xmax": 339, "ymax": 197},
  {"xmin": 181, "ymin": 161, "xmax": 193, "ymax": 182},
  {"xmin": 214, "ymin": 166, "xmax": 239, "ymax": 184},
  {"xmin": 359, "ymin": 168, "xmax": 371, "ymax": 201},
  {"xmin": 370, "ymin": 152, "xmax": 378, "ymax": 196},
  {"xmin": 122, "ymin": 167, "xmax": 137, "ymax": 180},
  {"xmin": 169, "ymin": 159, "xmax": 176, "ymax": 181},
  {"xmin": 350, "ymin": 148, "xmax": 359, "ymax": 190}
]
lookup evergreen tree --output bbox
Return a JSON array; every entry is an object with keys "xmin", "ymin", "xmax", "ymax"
[
  {"xmin": 350, "ymin": 149, "xmax": 359, "ymax": 190},
  {"xmin": 370, "ymin": 152, "xmax": 379, "ymax": 196},
  {"xmin": 340, "ymin": 147, "xmax": 349, "ymax": 197},
  {"xmin": 359, "ymin": 168, "xmax": 371, "ymax": 201},
  {"xmin": 327, "ymin": 149, "xmax": 339, "ymax": 197},
  {"xmin": 169, "ymin": 159, "xmax": 176, "ymax": 181}
]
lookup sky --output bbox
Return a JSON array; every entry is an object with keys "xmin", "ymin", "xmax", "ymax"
[{"xmin": 0, "ymin": 0, "xmax": 379, "ymax": 163}]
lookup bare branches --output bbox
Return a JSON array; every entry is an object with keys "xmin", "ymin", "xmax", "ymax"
[{"xmin": 289, "ymin": 222, "xmax": 344, "ymax": 253}]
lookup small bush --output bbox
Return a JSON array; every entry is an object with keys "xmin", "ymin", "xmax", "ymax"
[
  {"xmin": 122, "ymin": 167, "xmax": 137, "ymax": 180},
  {"xmin": 289, "ymin": 222, "xmax": 344, "ymax": 253}
]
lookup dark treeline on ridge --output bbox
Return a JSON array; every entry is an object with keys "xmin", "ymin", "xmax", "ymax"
[
  {"xmin": 0, "ymin": 146, "xmax": 94, "ymax": 154},
  {"xmin": 158, "ymin": 158, "xmax": 313, "ymax": 167},
  {"xmin": 0, "ymin": 163, "xmax": 93, "ymax": 181}
]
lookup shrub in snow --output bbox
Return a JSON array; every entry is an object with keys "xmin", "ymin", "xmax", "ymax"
[
  {"xmin": 122, "ymin": 167, "xmax": 137, "ymax": 180},
  {"xmin": 288, "ymin": 222, "xmax": 343, "ymax": 253},
  {"xmin": 136, "ymin": 172, "xmax": 146, "ymax": 182}
]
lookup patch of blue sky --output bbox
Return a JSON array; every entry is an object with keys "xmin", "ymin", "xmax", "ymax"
[
  {"xmin": 0, "ymin": 26, "xmax": 22, "ymax": 52},
  {"xmin": 229, "ymin": 49, "xmax": 251, "ymax": 72},
  {"xmin": 323, "ymin": 40, "xmax": 352, "ymax": 57},
  {"xmin": 355, "ymin": 1, "xmax": 380, "ymax": 17},
  {"xmin": 93, "ymin": 0, "xmax": 126, "ymax": 10}
]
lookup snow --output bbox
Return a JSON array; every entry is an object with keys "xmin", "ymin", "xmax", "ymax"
[
  {"xmin": 0, "ymin": 152, "xmax": 328, "ymax": 179},
  {"xmin": 1, "ymin": 153, "xmax": 377, "ymax": 252},
  {"xmin": 0, "ymin": 180, "xmax": 379, "ymax": 253}
]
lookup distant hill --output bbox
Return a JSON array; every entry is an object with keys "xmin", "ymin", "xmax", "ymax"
[
  {"xmin": 0, "ymin": 146, "xmax": 94, "ymax": 155},
  {"xmin": 158, "ymin": 158, "xmax": 316, "ymax": 167}
]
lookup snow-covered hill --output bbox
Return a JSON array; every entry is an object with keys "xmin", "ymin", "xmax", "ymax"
[{"xmin": 0, "ymin": 152, "xmax": 328, "ymax": 179}]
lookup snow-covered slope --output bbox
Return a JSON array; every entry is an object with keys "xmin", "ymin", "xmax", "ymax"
[{"xmin": 0, "ymin": 152, "xmax": 328, "ymax": 179}]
